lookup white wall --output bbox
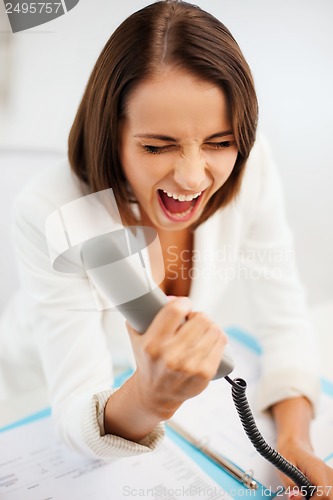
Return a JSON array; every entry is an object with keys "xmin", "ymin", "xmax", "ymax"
[{"xmin": 0, "ymin": 0, "xmax": 332, "ymax": 307}]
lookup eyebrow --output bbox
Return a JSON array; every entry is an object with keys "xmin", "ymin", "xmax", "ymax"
[{"xmin": 133, "ymin": 130, "xmax": 233, "ymax": 142}]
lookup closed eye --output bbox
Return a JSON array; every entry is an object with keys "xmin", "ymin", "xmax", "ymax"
[
  {"xmin": 204, "ymin": 140, "xmax": 236, "ymax": 150},
  {"xmin": 142, "ymin": 145, "xmax": 174, "ymax": 154}
]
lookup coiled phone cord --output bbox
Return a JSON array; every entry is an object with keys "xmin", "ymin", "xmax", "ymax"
[{"xmin": 225, "ymin": 376, "xmax": 315, "ymax": 499}]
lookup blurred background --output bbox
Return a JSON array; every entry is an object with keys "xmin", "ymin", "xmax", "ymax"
[{"xmin": 0, "ymin": 0, "xmax": 332, "ymax": 372}]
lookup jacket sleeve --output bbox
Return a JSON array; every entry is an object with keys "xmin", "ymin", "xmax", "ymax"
[
  {"xmin": 11, "ymin": 186, "xmax": 164, "ymax": 458},
  {"xmin": 239, "ymin": 137, "xmax": 321, "ymax": 413}
]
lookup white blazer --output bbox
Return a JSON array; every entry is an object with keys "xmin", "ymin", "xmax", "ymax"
[{"xmin": 0, "ymin": 136, "xmax": 320, "ymax": 458}]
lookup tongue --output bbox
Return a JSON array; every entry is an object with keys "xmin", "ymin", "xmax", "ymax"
[{"xmin": 159, "ymin": 190, "xmax": 193, "ymax": 214}]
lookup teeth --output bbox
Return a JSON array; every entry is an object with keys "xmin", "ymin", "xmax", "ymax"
[
  {"xmin": 162, "ymin": 190, "xmax": 202, "ymax": 201},
  {"xmin": 167, "ymin": 206, "xmax": 194, "ymax": 218}
]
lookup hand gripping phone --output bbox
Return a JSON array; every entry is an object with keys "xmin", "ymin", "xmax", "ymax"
[
  {"xmin": 80, "ymin": 229, "xmax": 314, "ymax": 496},
  {"xmin": 80, "ymin": 228, "xmax": 234, "ymax": 380}
]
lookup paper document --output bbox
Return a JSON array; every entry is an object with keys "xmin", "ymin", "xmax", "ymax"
[{"xmin": 0, "ymin": 414, "xmax": 230, "ymax": 500}]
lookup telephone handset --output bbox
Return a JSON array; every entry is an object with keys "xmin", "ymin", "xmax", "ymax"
[
  {"xmin": 80, "ymin": 230, "xmax": 234, "ymax": 380},
  {"xmin": 80, "ymin": 230, "xmax": 315, "ymax": 498}
]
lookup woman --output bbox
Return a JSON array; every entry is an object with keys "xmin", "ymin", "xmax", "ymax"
[{"xmin": 1, "ymin": 0, "xmax": 332, "ymax": 495}]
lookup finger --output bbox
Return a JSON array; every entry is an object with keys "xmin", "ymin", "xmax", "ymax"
[
  {"xmin": 183, "ymin": 326, "xmax": 227, "ymax": 376},
  {"xmin": 125, "ymin": 296, "xmax": 190, "ymax": 336},
  {"xmin": 164, "ymin": 323, "xmax": 226, "ymax": 379},
  {"xmin": 169, "ymin": 312, "xmax": 217, "ymax": 348},
  {"xmin": 144, "ymin": 296, "xmax": 192, "ymax": 340},
  {"xmin": 126, "ymin": 320, "xmax": 139, "ymax": 337},
  {"xmin": 156, "ymin": 310, "xmax": 226, "ymax": 368},
  {"xmin": 276, "ymin": 461, "xmax": 306, "ymax": 500}
]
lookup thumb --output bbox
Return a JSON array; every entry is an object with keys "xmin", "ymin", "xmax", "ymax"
[{"xmin": 125, "ymin": 320, "xmax": 140, "ymax": 338}]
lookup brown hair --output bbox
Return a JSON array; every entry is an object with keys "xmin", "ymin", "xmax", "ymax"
[{"xmin": 68, "ymin": 0, "xmax": 258, "ymax": 227}]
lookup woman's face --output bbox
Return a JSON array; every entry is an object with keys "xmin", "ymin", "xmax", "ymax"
[{"xmin": 120, "ymin": 67, "xmax": 238, "ymax": 232}]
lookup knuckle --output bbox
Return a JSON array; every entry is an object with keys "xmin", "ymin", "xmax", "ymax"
[
  {"xmin": 188, "ymin": 311, "xmax": 212, "ymax": 329},
  {"xmin": 195, "ymin": 312, "xmax": 209, "ymax": 323},
  {"xmin": 165, "ymin": 357, "xmax": 183, "ymax": 373},
  {"xmin": 164, "ymin": 301, "xmax": 185, "ymax": 318},
  {"xmin": 194, "ymin": 367, "xmax": 212, "ymax": 382},
  {"xmin": 207, "ymin": 323, "xmax": 226, "ymax": 342},
  {"xmin": 215, "ymin": 326, "xmax": 228, "ymax": 344},
  {"xmin": 183, "ymin": 360, "xmax": 211, "ymax": 381},
  {"xmin": 144, "ymin": 339, "xmax": 161, "ymax": 361},
  {"xmin": 166, "ymin": 354, "xmax": 193, "ymax": 376},
  {"xmin": 165, "ymin": 359, "xmax": 189, "ymax": 381},
  {"xmin": 209, "ymin": 323, "xmax": 221, "ymax": 335},
  {"xmin": 220, "ymin": 332, "xmax": 228, "ymax": 346}
]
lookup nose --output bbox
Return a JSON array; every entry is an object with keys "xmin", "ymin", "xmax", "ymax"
[{"xmin": 173, "ymin": 148, "xmax": 206, "ymax": 191}]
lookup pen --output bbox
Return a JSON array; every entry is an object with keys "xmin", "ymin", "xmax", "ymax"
[{"xmin": 167, "ymin": 420, "xmax": 258, "ymax": 491}]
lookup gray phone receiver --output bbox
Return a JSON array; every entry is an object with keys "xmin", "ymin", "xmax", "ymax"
[{"xmin": 80, "ymin": 229, "xmax": 234, "ymax": 380}]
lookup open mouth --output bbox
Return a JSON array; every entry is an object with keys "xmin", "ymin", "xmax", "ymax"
[{"xmin": 157, "ymin": 189, "xmax": 204, "ymax": 222}]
